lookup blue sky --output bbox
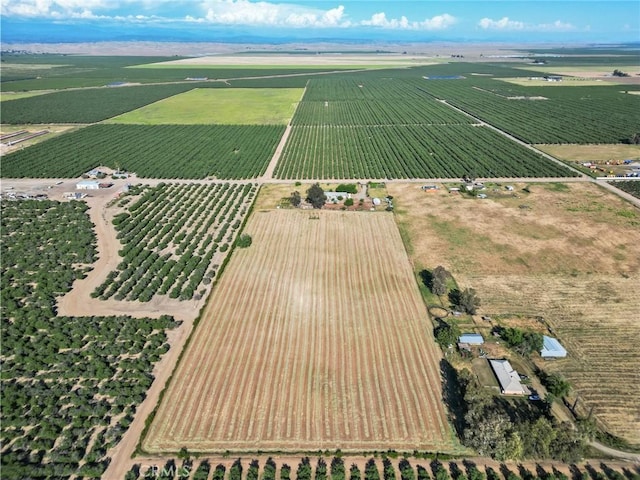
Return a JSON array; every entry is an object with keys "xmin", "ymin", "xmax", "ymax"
[{"xmin": 1, "ymin": 1, "xmax": 639, "ymax": 43}]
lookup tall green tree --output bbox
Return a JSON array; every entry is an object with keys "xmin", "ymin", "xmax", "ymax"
[
  {"xmin": 431, "ymin": 266, "xmax": 451, "ymax": 296},
  {"xmin": 306, "ymin": 183, "xmax": 326, "ymax": 209},
  {"xmin": 450, "ymin": 288, "xmax": 481, "ymax": 314}
]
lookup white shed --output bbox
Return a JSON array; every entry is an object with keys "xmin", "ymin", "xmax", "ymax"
[{"xmin": 76, "ymin": 180, "xmax": 100, "ymax": 190}]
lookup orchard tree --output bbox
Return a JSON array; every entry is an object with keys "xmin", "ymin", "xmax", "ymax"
[{"xmin": 306, "ymin": 184, "xmax": 326, "ymax": 209}]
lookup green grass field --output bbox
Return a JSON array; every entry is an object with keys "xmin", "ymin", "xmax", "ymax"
[
  {"xmin": 0, "ymin": 91, "xmax": 52, "ymax": 102},
  {"xmin": 106, "ymin": 87, "xmax": 303, "ymax": 125}
]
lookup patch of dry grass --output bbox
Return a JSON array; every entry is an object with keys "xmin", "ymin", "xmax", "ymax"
[
  {"xmin": 536, "ymin": 144, "xmax": 640, "ymax": 163},
  {"xmin": 391, "ymin": 181, "xmax": 640, "ymax": 445}
]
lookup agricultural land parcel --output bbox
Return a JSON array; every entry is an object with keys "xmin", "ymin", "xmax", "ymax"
[
  {"xmin": 389, "ymin": 181, "xmax": 640, "ymax": 445},
  {"xmin": 1, "ymin": 124, "xmax": 284, "ymax": 179},
  {"xmin": 534, "ymin": 144, "xmax": 640, "ymax": 164},
  {"xmin": 107, "ymin": 88, "xmax": 303, "ymax": 125},
  {"xmin": 143, "ymin": 210, "xmax": 454, "ymax": 453}
]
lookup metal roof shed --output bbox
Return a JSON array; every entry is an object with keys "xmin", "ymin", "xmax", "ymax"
[
  {"xmin": 541, "ymin": 335, "xmax": 567, "ymax": 358},
  {"xmin": 458, "ymin": 333, "xmax": 484, "ymax": 345}
]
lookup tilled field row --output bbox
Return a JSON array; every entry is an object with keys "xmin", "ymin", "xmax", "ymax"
[{"xmin": 144, "ymin": 210, "xmax": 453, "ymax": 453}]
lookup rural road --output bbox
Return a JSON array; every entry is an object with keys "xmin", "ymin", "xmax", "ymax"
[{"xmin": 589, "ymin": 441, "xmax": 640, "ymax": 463}]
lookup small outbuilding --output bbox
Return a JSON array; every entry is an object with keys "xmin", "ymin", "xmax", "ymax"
[
  {"xmin": 325, "ymin": 191, "xmax": 350, "ymax": 203},
  {"xmin": 489, "ymin": 359, "xmax": 527, "ymax": 395},
  {"xmin": 76, "ymin": 180, "xmax": 100, "ymax": 190},
  {"xmin": 458, "ymin": 333, "xmax": 484, "ymax": 345},
  {"xmin": 540, "ymin": 335, "xmax": 567, "ymax": 358}
]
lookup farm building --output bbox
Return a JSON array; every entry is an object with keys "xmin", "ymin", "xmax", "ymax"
[
  {"xmin": 325, "ymin": 191, "xmax": 350, "ymax": 202},
  {"xmin": 540, "ymin": 335, "xmax": 567, "ymax": 358},
  {"xmin": 76, "ymin": 180, "xmax": 100, "ymax": 190},
  {"xmin": 489, "ymin": 359, "xmax": 528, "ymax": 395},
  {"xmin": 86, "ymin": 169, "xmax": 104, "ymax": 178},
  {"xmin": 458, "ymin": 333, "xmax": 484, "ymax": 345}
]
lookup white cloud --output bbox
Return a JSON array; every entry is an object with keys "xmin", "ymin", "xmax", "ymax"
[
  {"xmin": 1, "ymin": 0, "xmax": 455, "ymax": 31},
  {"xmin": 478, "ymin": 17, "xmax": 524, "ymax": 30},
  {"xmin": 197, "ymin": 0, "xmax": 348, "ymax": 28},
  {"xmin": 478, "ymin": 16, "xmax": 576, "ymax": 32},
  {"xmin": 361, "ymin": 12, "xmax": 456, "ymax": 30}
]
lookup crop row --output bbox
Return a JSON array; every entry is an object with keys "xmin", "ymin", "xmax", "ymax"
[
  {"xmin": 0, "ymin": 83, "xmax": 203, "ymax": 124},
  {"xmin": 1, "ymin": 199, "xmax": 178, "ymax": 478},
  {"xmin": 0, "ymin": 52, "xmax": 345, "ymax": 91},
  {"xmin": 292, "ymin": 100, "xmax": 475, "ymax": 126},
  {"xmin": 1, "ymin": 124, "xmax": 284, "ymax": 179},
  {"xmin": 610, "ymin": 180, "xmax": 640, "ymax": 199},
  {"xmin": 93, "ymin": 182, "xmax": 257, "ymax": 303},
  {"xmin": 144, "ymin": 211, "xmax": 451, "ymax": 452},
  {"xmin": 275, "ymin": 125, "xmax": 576, "ymax": 179},
  {"xmin": 420, "ymin": 79, "xmax": 640, "ymax": 144},
  {"xmin": 292, "ymin": 77, "xmax": 474, "ymax": 126}
]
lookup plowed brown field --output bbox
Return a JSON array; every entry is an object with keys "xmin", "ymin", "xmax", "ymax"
[{"xmin": 143, "ymin": 210, "xmax": 453, "ymax": 453}]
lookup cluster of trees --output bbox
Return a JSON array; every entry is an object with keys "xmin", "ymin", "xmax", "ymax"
[
  {"xmin": 539, "ymin": 371, "xmax": 572, "ymax": 398},
  {"xmin": 422, "ymin": 266, "xmax": 481, "ymax": 315},
  {"xmin": 2, "ymin": 124, "xmax": 284, "ymax": 179},
  {"xmin": 276, "ymin": 124, "xmax": 574, "ymax": 180},
  {"xmin": 498, "ymin": 327, "xmax": 544, "ymax": 356},
  {"xmin": 458, "ymin": 371, "xmax": 588, "ymax": 462},
  {"xmin": 307, "ymin": 183, "xmax": 327, "ymax": 209},
  {"xmin": 94, "ymin": 183, "xmax": 257, "ymax": 302},
  {"xmin": 610, "ymin": 180, "xmax": 640, "ymax": 198},
  {"xmin": 423, "ymin": 78, "xmax": 640, "ymax": 145},
  {"xmin": 1, "ymin": 199, "xmax": 179, "ymax": 478},
  {"xmin": 126, "ymin": 455, "xmax": 621, "ymax": 480},
  {"xmin": 612, "ymin": 69, "xmax": 630, "ymax": 77}
]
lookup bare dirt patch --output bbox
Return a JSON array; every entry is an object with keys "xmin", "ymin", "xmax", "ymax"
[
  {"xmin": 143, "ymin": 209, "xmax": 454, "ymax": 453},
  {"xmin": 390, "ymin": 181, "xmax": 640, "ymax": 445}
]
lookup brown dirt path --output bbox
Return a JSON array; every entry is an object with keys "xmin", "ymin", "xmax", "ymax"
[{"xmin": 102, "ymin": 313, "xmax": 198, "ymax": 480}]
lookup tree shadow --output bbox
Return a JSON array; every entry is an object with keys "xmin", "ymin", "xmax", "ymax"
[
  {"xmin": 518, "ymin": 464, "xmax": 536, "ymax": 480},
  {"xmin": 485, "ymin": 467, "xmax": 500, "ymax": 480},
  {"xmin": 500, "ymin": 464, "xmax": 515, "ymax": 480},
  {"xmin": 600, "ymin": 463, "xmax": 625, "ymax": 480},
  {"xmin": 449, "ymin": 462, "xmax": 463, "ymax": 480},
  {"xmin": 440, "ymin": 359, "xmax": 467, "ymax": 437},
  {"xmin": 585, "ymin": 464, "xmax": 605, "ymax": 480},
  {"xmin": 448, "ymin": 289, "xmax": 461, "ymax": 309},
  {"xmin": 621, "ymin": 467, "xmax": 640, "ymax": 480},
  {"xmin": 419, "ymin": 269, "xmax": 434, "ymax": 291},
  {"xmin": 568, "ymin": 464, "xmax": 584, "ymax": 480}
]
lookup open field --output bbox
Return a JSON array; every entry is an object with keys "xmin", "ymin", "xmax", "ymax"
[
  {"xmin": 143, "ymin": 209, "xmax": 453, "ymax": 453},
  {"xmin": 142, "ymin": 54, "xmax": 437, "ymax": 68},
  {"xmin": 390, "ymin": 181, "xmax": 640, "ymax": 445},
  {"xmin": 107, "ymin": 88, "xmax": 303, "ymax": 125},
  {"xmin": 497, "ymin": 77, "xmax": 627, "ymax": 87},
  {"xmin": 0, "ymin": 124, "xmax": 82, "ymax": 155},
  {"xmin": 0, "ymin": 83, "xmax": 202, "ymax": 124},
  {"xmin": 534, "ymin": 144, "xmax": 640, "ymax": 163},
  {"xmin": 516, "ymin": 65, "xmax": 640, "ymax": 78},
  {"xmin": 0, "ymin": 90, "xmax": 52, "ymax": 101}
]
